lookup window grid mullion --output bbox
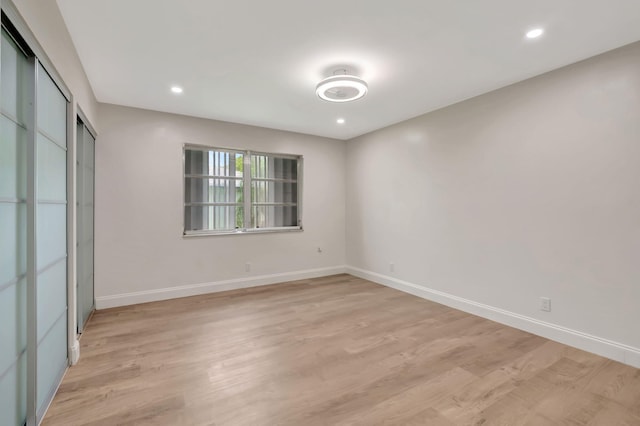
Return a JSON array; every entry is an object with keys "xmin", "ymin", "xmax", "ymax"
[{"xmin": 243, "ymin": 151, "xmax": 251, "ymax": 230}]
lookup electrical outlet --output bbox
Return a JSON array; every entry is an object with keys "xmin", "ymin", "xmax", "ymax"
[
  {"xmin": 389, "ymin": 263, "xmax": 395, "ymax": 273},
  {"xmin": 540, "ymin": 297, "xmax": 551, "ymax": 312},
  {"xmin": 245, "ymin": 262, "xmax": 251, "ymax": 272}
]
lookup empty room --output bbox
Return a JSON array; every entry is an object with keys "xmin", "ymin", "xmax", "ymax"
[{"xmin": 2, "ymin": 0, "xmax": 640, "ymax": 425}]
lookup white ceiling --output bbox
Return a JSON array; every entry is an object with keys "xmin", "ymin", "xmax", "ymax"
[{"xmin": 56, "ymin": 0, "xmax": 640, "ymax": 140}]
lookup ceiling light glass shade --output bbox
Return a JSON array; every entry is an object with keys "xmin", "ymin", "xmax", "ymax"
[
  {"xmin": 316, "ymin": 75, "xmax": 368, "ymax": 102},
  {"xmin": 526, "ymin": 28, "xmax": 544, "ymax": 39}
]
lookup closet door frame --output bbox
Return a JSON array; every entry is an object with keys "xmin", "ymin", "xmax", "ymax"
[
  {"xmin": 1, "ymin": 1, "xmax": 80, "ymax": 424},
  {"xmin": 1, "ymin": 0, "xmax": 76, "ymax": 350},
  {"xmin": 76, "ymin": 108, "xmax": 96, "ymax": 334}
]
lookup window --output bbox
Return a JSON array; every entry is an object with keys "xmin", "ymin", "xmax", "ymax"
[{"xmin": 183, "ymin": 145, "xmax": 302, "ymax": 235}]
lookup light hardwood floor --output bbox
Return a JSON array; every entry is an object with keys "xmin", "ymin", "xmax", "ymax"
[{"xmin": 43, "ymin": 274, "xmax": 640, "ymax": 425}]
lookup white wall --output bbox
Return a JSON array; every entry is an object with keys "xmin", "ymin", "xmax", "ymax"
[
  {"xmin": 11, "ymin": 0, "xmax": 99, "ymax": 127},
  {"xmin": 95, "ymin": 104, "xmax": 346, "ymax": 307},
  {"xmin": 346, "ymin": 42, "xmax": 640, "ymax": 366},
  {"xmin": 15, "ymin": 0, "xmax": 638, "ymax": 367}
]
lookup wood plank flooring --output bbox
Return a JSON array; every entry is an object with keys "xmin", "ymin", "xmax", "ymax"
[{"xmin": 43, "ymin": 274, "xmax": 640, "ymax": 425}]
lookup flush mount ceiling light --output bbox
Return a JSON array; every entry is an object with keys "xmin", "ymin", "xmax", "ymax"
[
  {"xmin": 526, "ymin": 28, "xmax": 544, "ymax": 39},
  {"xmin": 316, "ymin": 70, "xmax": 368, "ymax": 103},
  {"xmin": 171, "ymin": 86, "xmax": 183, "ymax": 94}
]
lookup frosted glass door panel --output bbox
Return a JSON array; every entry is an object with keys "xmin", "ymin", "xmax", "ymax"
[
  {"xmin": 36, "ymin": 203, "xmax": 66, "ymax": 267},
  {"xmin": 82, "ymin": 205, "xmax": 94, "ymax": 243},
  {"xmin": 0, "ymin": 203, "xmax": 26, "ymax": 285},
  {"xmin": 36, "ymin": 314, "xmax": 67, "ymax": 414},
  {"xmin": 36, "ymin": 63, "xmax": 68, "ymax": 418},
  {"xmin": 0, "ymin": 28, "xmax": 29, "ymax": 426},
  {"xmin": 1, "ymin": 32, "xmax": 27, "ymax": 121},
  {"xmin": 0, "ymin": 115, "xmax": 27, "ymax": 198},
  {"xmin": 0, "ymin": 352, "xmax": 27, "ymax": 426},
  {"xmin": 37, "ymin": 132, "xmax": 66, "ymax": 200},
  {"xmin": 36, "ymin": 261, "xmax": 67, "ymax": 338},
  {"xmin": 0, "ymin": 278, "xmax": 27, "ymax": 377},
  {"xmin": 37, "ymin": 69, "xmax": 66, "ymax": 147}
]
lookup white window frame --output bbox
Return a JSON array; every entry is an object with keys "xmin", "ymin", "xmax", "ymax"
[{"xmin": 183, "ymin": 143, "xmax": 303, "ymax": 236}]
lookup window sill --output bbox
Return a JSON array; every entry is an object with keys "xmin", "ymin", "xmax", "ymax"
[{"xmin": 183, "ymin": 227, "xmax": 303, "ymax": 237}]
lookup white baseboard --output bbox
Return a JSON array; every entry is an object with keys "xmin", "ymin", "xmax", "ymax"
[
  {"xmin": 347, "ymin": 266, "xmax": 640, "ymax": 369},
  {"xmin": 94, "ymin": 264, "xmax": 640, "ymax": 369},
  {"xmin": 96, "ymin": 265, "xmax": 348, "ymax": 309}
]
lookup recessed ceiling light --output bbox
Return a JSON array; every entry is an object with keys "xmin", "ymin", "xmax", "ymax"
[
  {"xmin": 336, "ymin": 118, "xmax": 345, "ymax": 124},
  {"xmin": 526, "ymin": 28, "xmax": 544, "ymax": 39},
  {"xmin": 316, "ymin": 70, "xmax": 368, "ymax": 103},
  {"xmin": 171, "ymin": 86, "xmax": 183, "ymax": 94}
]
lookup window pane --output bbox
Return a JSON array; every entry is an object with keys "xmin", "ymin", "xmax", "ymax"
[
  {"xmin": 251, "ymin": 154, "xmax": 268, "ymax": 179},
  {"xmin": 185, "ymin": 178, "xmax": 243, "ymax": 204},
  {"xmin": 185, "ymin": 205, "xmax": 243, "ymax": 231},
  {"xmin": 273, "ymin": 157, "xmax": 297, "ymax": 180},
  {"xmin": 251, "ymin": 205, "xmax": 298, "ymax": 228},
  {"xmin": 185, "ymin": 149, "xmax": 243, "ymax": 177},
  {"xmin": 251, "ymin": 154, "xmax": 297, "ymax": 180},
  {"xmin": 251, "ymin": 180, "xmax": 297, "ymax": 204}
]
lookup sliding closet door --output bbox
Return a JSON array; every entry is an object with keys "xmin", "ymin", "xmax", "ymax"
[
  {"xmin": 35, "ymin": 62, "xmax": 68, "ymax": 419},
  {"xmin": 0, "ymin": 28, "xmax": 29, "ymax": 426},
  {"xmin": 77, "ymin": 119, "xmax": 95, "ymax": 333}
]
